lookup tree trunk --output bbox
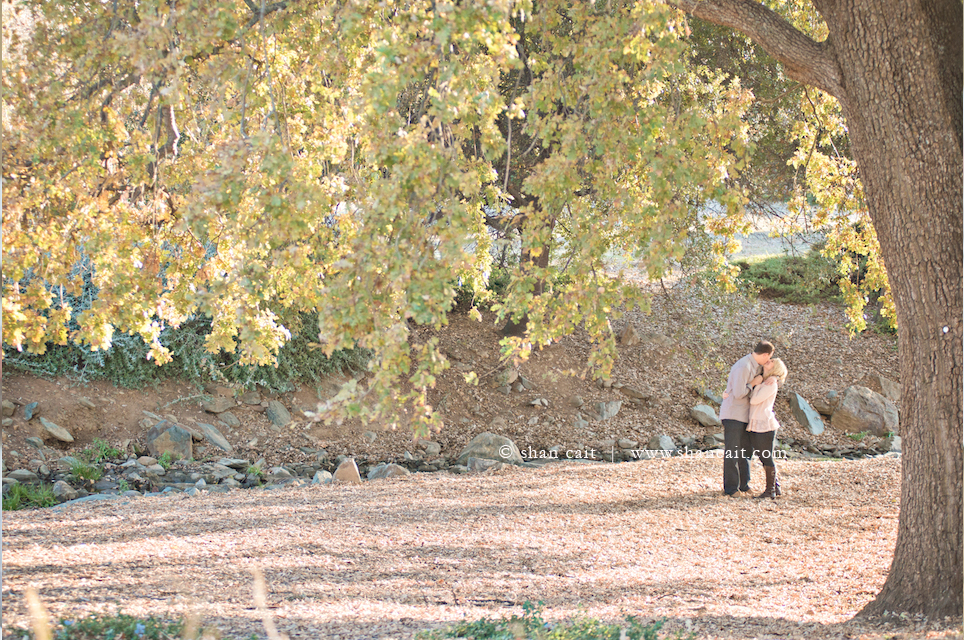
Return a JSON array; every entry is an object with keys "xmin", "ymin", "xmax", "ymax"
[
  {"xmin": 674, "ymin": 0, "xmax": 963, "ymax": 618},
  {"xmin": 500, "ymin": 194, "xmax": 554, "ymax": 337},
  {"xmin": 817, "ymin": 0, "xmax": 963, "ymax": 617}
]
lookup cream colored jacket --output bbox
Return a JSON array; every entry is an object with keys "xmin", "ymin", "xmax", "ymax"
[{"xmin": 748, "ymin": 379, "xmax": 781, "ymax": 433}]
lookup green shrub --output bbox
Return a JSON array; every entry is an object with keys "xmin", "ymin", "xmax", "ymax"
[
  {"xmin": 417, "ymin": 602, "xmax": 683, "ymax": 640},
  {"xmin": 70, "ymin": 460, "xmax": 103, "ymax": 483},
  {"xmin": 734, "ymin": 248, "xmax": 842, "ymax": 305},
  {"xmin": 82, "ymin": 438, "xmax": 122, "ymax": 463},
  {"xmin": 2, "ymin": 483, "xmax": 57, "ymax": 510},
  {"xmin": 3, "ymin": 311, "xmax": 370, "ymax": 393},
  {"xmin": 157, "ymin": 452, "xmax": 177, "ymax": 470}
]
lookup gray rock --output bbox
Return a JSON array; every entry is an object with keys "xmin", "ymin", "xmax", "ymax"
[
  {"xmin": 145, "ymin": 421, "xmax": 193, "ymax": 460},
  {"xmin": 496, "ymin": 385, "xmax": 511, "ymax": 395},
  {"xmin": 265, "ymin": 400, "xmax": 292, "ymax": 427},
  {"xmin": 77, "ymin": 397, "xmax": 97, "ymax": 409},
  {"xmin": 456, "ymin": 432, "xmax": 523, "ymax": 465},
  {"xmin": 138, "ymin": 456, "xmax": 158, "ymax": 466},
  {"xmin": 362, "ymin": 431, "xmax": 378, "ymax": 444},
  {"xmin": 617, "ymin": 438, "xmax": 638, "ymax": 449},
  {"xmin": 8, "ymin": 469, "xmax": 39, "ymax": 483},
  {"xmin": 121, "ymin": 490, "xmax": 142, "ymax": 498},
  {"xmin": 334, "ymin": 459, "xmax": 362, "ymax": 484},
  {"xmin": 569, "ymin": 395, "xmax": 585, "ymax": 408},
  {"xmin": 1, "ymin": 399, "xmax": 15, "ymax": 417},
  {"xmin": 689, "ymin": 404, "xmax": 722, "ymax": 428},
  {"xmin": 700, "ymin": 389, "xmax": 724, "ymax": 405},
  {"xmin": 52, "ymin": 493, "xmax": 122, "ymax": 509},
  {"xmin": 203, "ymin": 463, "xmax": 237, "ymax": 481},
  {"xmin": 520, "ymin": 376, "xmax": 537, "ymax": 390},
  {"xmin": 240, "ymin": 390, "xmax": 262, "ymax": 405},
  {"xmin": 217, "ymin": 458, "xmax": 251, "ymax": 470},
  {"xmin": 881, "ymin": 435, "xmax": 902, "ymax": 453},
  {"xmin": 467, "ymin": 457, "xmax": 503, "ymax": 472},
  {"xmin": 146, "ymin": 464, "xmax": 167, "ymax": 476},
  {"xmin": 367, "ymin": 463, "xmax": 411, "ymax": 480},
  {"xmin": 620, "ymin": 323, "xmax": 640, "ymax": 346},
  {"xmin": 574, "ymin": 415, "xmax": 590, "ymax": 430},
  {"xmin": 39, "ymin": 417, "xmax": 74, "ymax": 443},
  {"xmin": 220, "ymin": 478, "xmax": 242, "ymax": 488},
  {"xmin": 640, "ymin": 331, "xmax": 676, "ymax": 351},
  {"xmin": 857, "ymin": 374, "xmax": 900, "ymax": 404},
  {"xmin": 449, "ymin": 465, "xmax": 470, "ymax": 474},
  {"xmin": 201, "ymin": 396, "xmax": 235, "ymax": 414},
  {"xmin": 196, "ymin": 422, "xmax": 233, "ymax": 452},
  {"xmin": 219, "ymin": 412, "xmax": 241, "ymax": 429},
  {"xmin": 312, "ymin": 470, "xmax": 333, "ymax": 485},
  {"xmin": 2, "ymin": 418, "xmax": 11, "ymax": 428},
  {"xmin": 593, "ymin": 400, "xmax": 623, "ymax": 421},
  {"xmin": 24, "ymin": 402, "xmax": 39, "ymax": 420},
  {"xmin": 267, "ymin": 466, "xmax": 294, "ymax": 481},
  {"xmin": 647, "ymin": 435, "xmax": 676, "ymax": 453},
  {"xmin": 811, "ymin": 395, "xmax": 836, "ymax": 416},
  {"xmin": 618, "ymin": 386, "xmax": 652, "ymax": 402},
  {"xmin": 418, "ymin": 440, "xmax": 442, "ymax": 457},
  {"xmin": 25, "ymin": 437, "xmax": 46, "ymax": 455},
  {"xmin": 184, "ymin": 487, "xmax": 201, "ymax": 497},
  {"xmin": 789, "ymin": 393, "xmax": 826, "ymax": 436},
  {"xmin": 832, "ymin": 386, "xmax": 899, "ymax": 437}
]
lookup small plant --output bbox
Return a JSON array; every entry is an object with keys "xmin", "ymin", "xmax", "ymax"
[
  {"xmin": 158, "ymin": 452, "xmax": 177, "ymax": 470},
  {"xmin": 84, "ymin": 438, "xmax": 123, "ymax": 463},
  {"xmin": 417, "ymin": 602, "xmax": 684, "ymax": 640},
  {"xmin": 846, "ymin": 431, "xmax": 870, "ymax": 441},
  {"xmin": 117, "ymin": 479, "xmax": 131, "ymax": 492},
  {"xmin": 246, "ymin": 465, "xmax": 264, "ymax": 477},
  {"xmin": 8, "ymin": 612, "xmax": 189, "ymax": 640},
  {"xmin": 70, "ymin": 460, "xmax": 103, "ymax": 483},
  {"xmin": 2, "ymin": 483, "xmax": 57, "ymax": 510}
]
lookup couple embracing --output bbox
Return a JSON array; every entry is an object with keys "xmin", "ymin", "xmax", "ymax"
[{"xmin": 719, "ymin": 341, "xmax": 787, "ymax": 499}]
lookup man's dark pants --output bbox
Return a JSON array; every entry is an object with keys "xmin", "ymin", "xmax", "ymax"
[{"xmin": 722, "ymin": 419, "xmax": 752, "ymax": 494}]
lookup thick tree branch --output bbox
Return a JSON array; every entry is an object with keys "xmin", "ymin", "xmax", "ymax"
[{"xmin": 671, "ymin": 0, "xmax": 845, "ymax": 100}]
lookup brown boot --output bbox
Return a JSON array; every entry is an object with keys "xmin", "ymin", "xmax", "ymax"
[{"xmin": 756, "ymin": 467, "xmax": 776, "ymax": 499}]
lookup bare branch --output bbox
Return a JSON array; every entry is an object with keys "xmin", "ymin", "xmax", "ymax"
[{"xmin": 671, "ymin": 0, "xmax": 845, "ymax": 100}]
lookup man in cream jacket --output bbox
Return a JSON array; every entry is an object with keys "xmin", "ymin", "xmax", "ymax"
[{"xmin": 719, "ymin": 341, "xmax": 774, "ymax": 496}]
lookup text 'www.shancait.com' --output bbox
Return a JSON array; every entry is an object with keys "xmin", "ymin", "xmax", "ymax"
[{"xmin": 501, "ymin": 445, "xmax": 789, "ymax": 461}]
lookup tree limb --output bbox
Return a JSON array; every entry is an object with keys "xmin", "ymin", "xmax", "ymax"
[{"xmin": 671, "ymin": 0, "xmax": 845, "ymax": 100}]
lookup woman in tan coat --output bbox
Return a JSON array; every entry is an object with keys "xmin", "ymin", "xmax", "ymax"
[{"xmin": 748, "ymin": 358, "xmax": 788, "ymax": 499}]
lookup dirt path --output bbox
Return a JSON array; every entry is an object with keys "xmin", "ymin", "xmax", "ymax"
[{"xmin": 2, "ymin": 456, "xmax": 959, "ymax": 640}]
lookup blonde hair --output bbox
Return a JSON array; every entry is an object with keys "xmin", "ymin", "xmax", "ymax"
[{"xmin": 765, "ymin": 358, "xmax": 788, "ymax": 386}]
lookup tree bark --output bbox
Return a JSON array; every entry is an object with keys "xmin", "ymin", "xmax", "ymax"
[{"xmin": 674, "ymin": 0, "xmax": 963, "ymax": 618}]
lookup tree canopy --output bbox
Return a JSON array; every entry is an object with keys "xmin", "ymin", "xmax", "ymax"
[{"xmin": 3, "ymin": 0, "xmax": 762, "ymax": 430}]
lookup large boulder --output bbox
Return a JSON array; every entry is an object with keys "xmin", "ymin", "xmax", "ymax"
[
  {"xmin": 690, "ymin": 404, "xmax": 722, "ymax": 428},
  {"xmin": 857, "ymin": 374, "xmax": 900, "ymax": 404},
  {"xmin": 831, "ymin": 385, "xmax": 899, "ymax": 437},
  {"xmin": 788, "ymin": 393, "xmax": 825, "ymax": 436},
  {"xmin": 144, "ymin": 421, "xmax": 194, "ymax": 460},
  {"xmin": 456, "ymin": 432, "xmax": 523, "ymax": 465}
]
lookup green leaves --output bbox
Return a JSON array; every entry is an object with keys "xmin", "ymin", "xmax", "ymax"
[{"xmin": 3, "ymin": 0, "xmax": 878, "ymax": 431}]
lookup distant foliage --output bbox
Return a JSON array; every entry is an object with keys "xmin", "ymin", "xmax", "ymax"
[
  {"xmin": 4, "ymin": 311, "xmax": 370, "ymax": 391},
  {"xmin": 735, "ymin": 249, "xmax": 841, "ymax": 305},
  {"xmin": 1, "ymin": 483, "xmax": 57, "ymax": 511}
]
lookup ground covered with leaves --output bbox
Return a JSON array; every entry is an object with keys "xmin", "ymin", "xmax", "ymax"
[{"xmin": 3, "ymin": 456, "xmax": 961, "ymax": 639}]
